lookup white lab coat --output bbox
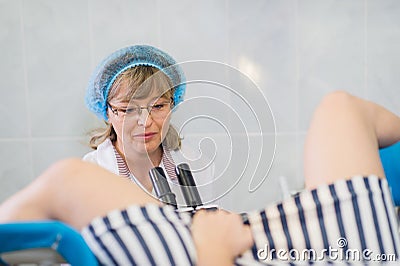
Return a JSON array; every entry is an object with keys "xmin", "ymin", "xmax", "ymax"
[{"xmin": 83, "ymin": 138, "xmax": 216, "ymax": 207}]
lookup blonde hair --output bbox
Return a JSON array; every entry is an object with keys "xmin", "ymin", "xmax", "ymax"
[{"xmin": 88, "ymin": 66, "xmax": 181, "ymax": 150}]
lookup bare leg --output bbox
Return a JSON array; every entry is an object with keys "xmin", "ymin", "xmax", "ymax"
[
  {"xmin": 0, "ymin": 158, "xmax": 160, "ymax": 230},
  {"xmin": 304, "ymin": 91, "xmax": 400, "ymax": 189},
  {"xmin": 0, "ymin": 159, "xmax": 253, "ymax": 265}
]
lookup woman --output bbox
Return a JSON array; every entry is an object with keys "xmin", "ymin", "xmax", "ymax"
[
  {"xmin": 0, "ymin": 91, "xmax": 399, "ymax": 265},
  {"xmin": 84, "ymin": 45, "xmax": 215, "ymax": 206}
]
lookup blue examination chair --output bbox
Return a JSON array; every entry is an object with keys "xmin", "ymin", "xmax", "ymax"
[
  {"xmin": 379, "ymin": 141, "xmax": 400, "ymax": 206},
  {"xmin": 1, "ymin": 142, "xmax": 400, "ymax": 265},
  {"xmin": 0, "ymin": 221, "xmax": 98, "ymax": 265}
]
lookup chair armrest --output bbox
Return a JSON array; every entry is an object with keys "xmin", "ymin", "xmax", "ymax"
[
  {"xmin": 0, "ymin": 221, "xmax": 98, "ymax": 266},
  {"xmin": 380, "ymin": 141, "xmax": 400, "ymax": 206}
]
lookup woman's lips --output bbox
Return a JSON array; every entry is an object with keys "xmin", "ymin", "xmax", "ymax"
[{"xmin": 133, "ymin": 132, "xmax": 157, "ymax": 140}]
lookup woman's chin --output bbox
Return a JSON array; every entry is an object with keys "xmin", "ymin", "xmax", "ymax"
[{"xmin": 129, "ymin": 142, "xmax": 160, "ymax": 156}]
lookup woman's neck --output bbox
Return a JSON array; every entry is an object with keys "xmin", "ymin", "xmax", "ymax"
[{"xmin": 114, "ymin": 141, "xmax": 163, "ymax": 191}]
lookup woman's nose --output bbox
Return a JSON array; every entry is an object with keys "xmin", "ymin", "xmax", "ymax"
[{"xmin": 137, "ymin": 109, "xmax": 152, "ymax": 126}]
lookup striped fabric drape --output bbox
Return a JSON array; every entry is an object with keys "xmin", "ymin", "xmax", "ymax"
[
  {"xmin": 82, "ymin": 204, "xmax": 196, "ymax": 265},
  {"xmin": 240, "ymin": 175, "xmax": 400, "ymax": 264},
  {"xmin": 82, "ymin": 175, "xmax": 400, "ymax": 265}
]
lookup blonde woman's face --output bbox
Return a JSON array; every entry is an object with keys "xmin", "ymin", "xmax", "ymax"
[{"xmin": 108, "ymin": 87, "xmax": 172, "ymax": 157}]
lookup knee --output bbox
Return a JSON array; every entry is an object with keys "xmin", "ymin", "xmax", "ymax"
[
  {"xmin": 38, "ymin": 158, "xmax": 87, "ymax": 187},
  {"xmin": 48, "ymin": 158, "xmax": 85, "ymax": 174},
  {"xmin": 316, "ymin": 90, "xmax": 359, "ymax": 115},
  {"xmin": 320, "ymin": 90, "xmax": 355, "ymax": 107}
]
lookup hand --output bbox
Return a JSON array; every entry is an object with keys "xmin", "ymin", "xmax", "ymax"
[{"xmin": 191, "ymin": 210, "xmax": 253, "ymax": 265}]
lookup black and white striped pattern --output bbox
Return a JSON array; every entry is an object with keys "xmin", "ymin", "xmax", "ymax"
[
  {"xmin": 113, "ymin": 147, "xmax": 130, "ymax": 177},
  {"xmin": 113, "ymin": 146, "xmax": 178, "ymax": 181},
  {"xmin": 81, "ymin": 175, "xmax": 399, "ymax": 265},
  {"xmin": 81, "ymin": 204, "xmax": 196, "ymax": 266},
  {"xmin": 162, "ymin": 149, "xmax": 178, "ymax": 181},
  {"xmin": 241, "ymin": 175, "xmax": 400, "ymax": 264}
]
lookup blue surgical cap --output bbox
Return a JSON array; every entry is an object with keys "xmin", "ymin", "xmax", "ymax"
[{"xmin": 85, "ymin": 45, "xmax": 186, "ymax": 121}]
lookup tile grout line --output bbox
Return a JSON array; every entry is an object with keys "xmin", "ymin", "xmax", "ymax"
[
  {"xmin": 0, "ymin": 136, "xmax": 88, "ymax": 142},
  {"xmin": 295, "ymin": 0, "xmax": 302, "ymax": 183},
  {"xmin": 87, "ymin": 0, "xmax": 94, "ymax": 70},
  {"xmin": 364, "ymin": 0, "xmax": 368, "ymax": 98},
  {"xmin": 156, "ymin": 0, "xmax": 161, "ymax": 47},
  {"xmin": 19, "ymin": 0, "xmax": 34, "ymax": 179}
]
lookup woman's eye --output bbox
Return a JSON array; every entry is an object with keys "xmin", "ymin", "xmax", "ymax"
[
  {"xmin": 124, "ymin": 108, "xmax": 137, "ymax": 114},
  {"xmin": 152, "ymin": 104, "xmax": 165, "ymax": 110}
]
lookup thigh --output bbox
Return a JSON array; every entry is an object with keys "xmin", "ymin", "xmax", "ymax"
[
  {"xmin": 304, "ymin": 92, "xmax": 384, "ymax": 189},
  {"xmin": 43, "ymin": 159, "xmax": 161, "ymax": 229},
  {"xmin": 0, "ymin": 159, "xmax": 160, "ymax": 229}
]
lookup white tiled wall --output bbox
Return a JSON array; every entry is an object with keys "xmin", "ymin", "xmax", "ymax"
[{"xmin": 1, "ymin": 0, "xmax": 399, "ymax": 212}]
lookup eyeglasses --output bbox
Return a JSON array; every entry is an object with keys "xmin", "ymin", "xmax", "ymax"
[{"xmin": 108, "ymin": 100, "xmax": 172, "ymax": 119}]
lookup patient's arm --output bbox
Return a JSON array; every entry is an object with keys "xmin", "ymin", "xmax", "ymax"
[{"xmin": 304, "ymin": 91, "xmax": 400, "ymax": 189}]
